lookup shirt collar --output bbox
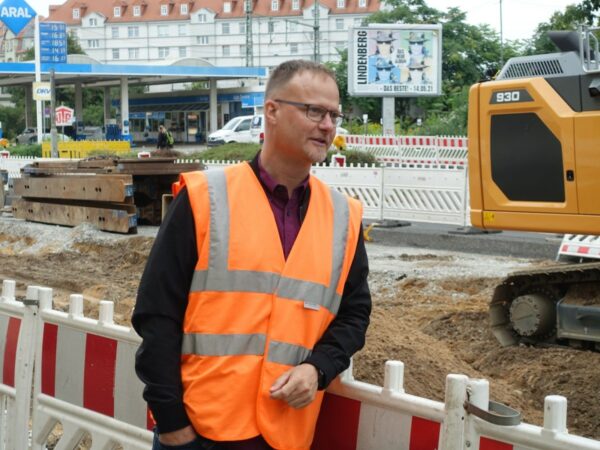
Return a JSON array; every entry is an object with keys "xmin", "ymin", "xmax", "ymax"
[{"xmin": 257, "ymin": 152, "xmax": 309, "ymax": 198}]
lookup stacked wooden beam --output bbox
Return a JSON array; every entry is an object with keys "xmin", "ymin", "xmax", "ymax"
[{"xmin": 12, "ymin": 158, "xmax": 202, "ymax": 234}]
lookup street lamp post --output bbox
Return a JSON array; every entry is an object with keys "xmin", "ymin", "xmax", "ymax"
[{"xmin": 499, "ymin": 0, "xmax": 504, "ymax": 67}]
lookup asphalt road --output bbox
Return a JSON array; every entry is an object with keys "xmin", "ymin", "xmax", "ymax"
[{"xmin": 367, "ymin": 220, "xmax": 562, "ymax": 260}]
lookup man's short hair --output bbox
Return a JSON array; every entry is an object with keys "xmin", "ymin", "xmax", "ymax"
[{"xmin": 265, "ymin": 59, "xmax": 337, "ymax": 99}]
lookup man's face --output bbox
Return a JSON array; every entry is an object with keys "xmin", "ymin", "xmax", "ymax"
[{"xmin": 268, "ymin": 71, "xmax": 339, "ymax": 165}]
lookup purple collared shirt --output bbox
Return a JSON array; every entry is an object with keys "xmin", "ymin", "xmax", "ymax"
[{"xmin": 257, "ymin": 157, "xmax": 309, "ymax": 259}]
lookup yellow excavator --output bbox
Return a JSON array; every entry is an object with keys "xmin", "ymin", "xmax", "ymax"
[{"xmin": 468, "ymin": 27, "xmax": 600, "ymax": 349}]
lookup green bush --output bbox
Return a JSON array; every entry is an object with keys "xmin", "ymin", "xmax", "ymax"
[{"xmin": 7, "ymin": 144, "xmax": 41, "ymax": 157}]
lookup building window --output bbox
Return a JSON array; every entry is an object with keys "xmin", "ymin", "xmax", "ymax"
[
  {"xmin": 159, "ymin": 47, "xmax": 170, "ymax": 58},
  {"xmin": 222, "ymin": 23, "xmax": 230, "ymax": 34},
  {"xmin": 128, "ymin": 26, "xmax": 139, "ymax": 37},
  {"xmin": 180, "ymin": 3, "xmax": 188, "ymax": 14},
  {"xmin": 178, "ymin": 24, "xmax": 187, "ymax": 35},
  {"xmin": 133, "ymin": 5, "xmax": 141, "ymax": 16},
  {"xmin": 72, "ymin": 8, "xmax": 80, "ymax": 19},
  {"xmin": 354, "ymin": 18, "xmax": 362, "ymax": 26},
  {"xmin": 243, "ymin": 0, "xmax": 251, "ymax": 12},
  {"xmin": 88, "ymin": 39, "xmax": 100, "ymax": 48},
  {"xmin": 336, "ymin": 0, "xmax": 345, "ymax": 8},
  {"xmin": 114, "ymin": 6, "xmax": 121, "ymax": 17},
  {"xmin": 198, "ymin": 14, "xmax": 207, "ymax": 23},
  {"xmin": 358, "ymin": 0, "xmax": 367, "ymax": 6},
  {"xmin": 112, "ymin": 48, "xmax": 120, "ymax": 59},
  {"xmin": 111, "ymin": 26, "xmax": 118, "ymax": 38},
  {"xmin": 158, "ymin": 25, "xmax": 168, "ymax": 37},
  {"xmin": 223, "ymin": 2, "xmax": 232, "ymax": 13},
  {"xmin": 128, "ymin": 48, "xmax": 139, "ymax": 59},
  {"xmin": 268, "ymin": 21, "xmax": 275, "ymax": 33},
  {"xmin": 292, "ymin": 0, "xmax": 300, "ymax": 10},
  {"xmin": 89, "ymin": 18, "xmax": 98, "ymax": 26},
  {"xmin": 197, "ymin": 35, "xmax": 209, "ymax": 45},
  {"xmin": 179, "ymin": 46, "xmax": 186, "ymax": 57},
  {"xmin": 335, "ymin": 18, "xmax": 344, "ymax": 30},
  {"xmin": 240, "ymin": 44, "xmax": 247, "ymax": 56},
  {"xmin": 239, "ymin": 22, "xmax": 246, "ymax": 34},
  {"xmin": 222, "ymin": 45, "xmax": 230, "ymax": 56},
  {"xmin": 288, "ymin": 21, "xmax": 298, "ymax": 32},
  {"xmin": 160, "ymin": 4, "xmax": 168, "ymax": 16},
  {"xmin": 271, "ymin": 0, "xmax": 279, "ymax": 11},
  {"xmin": 290, "ymin": 43, "xmax": 298, "ymax": 54}
]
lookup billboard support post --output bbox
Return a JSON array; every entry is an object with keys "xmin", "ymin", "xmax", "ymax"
[{"xmin": 382, "ymin": 97, "xmax": 395, "ymax": 135}]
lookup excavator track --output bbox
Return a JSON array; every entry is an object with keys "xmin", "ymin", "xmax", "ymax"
[{"xmin": 489, "ymin": 261, "xmax": 600, "ymax": 348}]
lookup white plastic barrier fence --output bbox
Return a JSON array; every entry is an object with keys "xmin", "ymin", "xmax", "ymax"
[
  {"xmin": 311, "ymin": 164, "xmax": 384, "ymax": 221},
  {"xmin": 0, "ymin": 281, "xmax": 37, "ymax": 450},
  {"xmin": 381, "ymin": 165, "xmax": 469, "ymax": 225},
  {"xmin": 2, "ymin": 280, "xmax": 600, "ymax": 450},
  {"xmin": 31, "ymin": 288, "xmax": 153, "ymax": 450},
  {"xmin": 202, "ymin": 161, "xmax": 469, "ymax": 226},
  {"xmin": 344, "ymin": 135, "xmax": 468, "ymax": 167},
  {"xmin": 558, "ymin": 235, "xmax": 600, "ymax": 260}
]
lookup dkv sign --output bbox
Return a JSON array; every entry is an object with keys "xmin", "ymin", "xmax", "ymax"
[{"xmin": 55, "ymin": 106, "xmax": 74, "ymax": 126}]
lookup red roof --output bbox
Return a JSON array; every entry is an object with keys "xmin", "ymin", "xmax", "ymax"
[{"xmin": 46, "ymin": 0, "xmax": 379, "ymax": 24}]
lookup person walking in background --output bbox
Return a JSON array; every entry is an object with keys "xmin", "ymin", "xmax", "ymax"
[
  {"xmin": 133, "ymin": 59, "xmax": 371, "ymax": 450},
  {"xmin": 156, "ymin": 124, "xmax": 168, "ymax": 151}
]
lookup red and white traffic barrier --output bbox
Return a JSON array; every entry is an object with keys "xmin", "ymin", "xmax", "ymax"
[
  {"xmin": 558, "ymin": 234, "xmax": 600, "ymax": 259},
  {"xmin": 0, "ymin": 281, "xmax": 38, "ymax": 450},
  {"xmin": 3, "ymin": 280, "xmax": 600, "ymax": 450},
  {"xmin": 31, "ymin": 289, "xmax": 153, "ymax": 450}
]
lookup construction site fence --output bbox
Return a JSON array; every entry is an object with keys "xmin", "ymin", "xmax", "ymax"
[{"xmin": 1, "ymin": 280, "xmax": 599, "ymax": 450}]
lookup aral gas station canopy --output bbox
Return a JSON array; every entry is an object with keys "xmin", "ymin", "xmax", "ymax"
[{"xmin": 0, "ymin": 0, "xmax": 268, "ymax": 143}]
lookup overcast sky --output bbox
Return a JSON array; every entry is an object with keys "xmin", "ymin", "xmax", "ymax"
[
  {"xmin": 28, "ymin": 0, "xmax": 578, "ymax": 41},
  {"xmin": 419, "ymin": 0, "xmax": 577, "ymax": 40}
]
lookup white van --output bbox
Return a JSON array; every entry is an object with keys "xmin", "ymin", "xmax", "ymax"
[
  {"xmin": 250, "ymin": 114, "xmax": 264, "ymax": 144},
  {"xmin": 207, "ymin": 115, "xmax": 254, "ymax": 147}
]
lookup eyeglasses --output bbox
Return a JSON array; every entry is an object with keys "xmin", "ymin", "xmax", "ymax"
[{"xmin": 274, "ymin": 99, "xmax": 344, "ymax": 126}]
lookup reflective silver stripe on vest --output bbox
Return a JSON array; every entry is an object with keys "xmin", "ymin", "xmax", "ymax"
[
  {"xmin": 190, "ymin": 169, "xmax": 350, "ymax": 315},
  {"xmin": 267, "ymin": 340, "xmax": 312, "ymax": 366},
  {"xmin": 182, "ymin": 333, "xmax": 266, "ymax": 356}
]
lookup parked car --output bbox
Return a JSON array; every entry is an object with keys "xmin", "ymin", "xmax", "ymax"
[
  {"xmin": 207, "ymin": 115, "xmax": 254, "ymax": 147},
  {"xmin": 16, "ymin": 128, "xmax": 38, "ymax": 145},
  {"xmin": 16, "ymin": 129, "xmax": 73, "ymax": 145}
]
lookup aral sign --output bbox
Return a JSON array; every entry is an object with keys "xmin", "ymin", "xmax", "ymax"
[{"xmin": 0, "ymin": 0, "xmax": 36, "ymax": 36}]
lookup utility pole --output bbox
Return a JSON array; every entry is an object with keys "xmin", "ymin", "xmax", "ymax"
[
  {"xmin": 313, "ymin": 1, "xmax": 320, "ymax": 62},
  {"xmin": 245, "ymin": 0, "xmax": 253, "ymax": 67}
]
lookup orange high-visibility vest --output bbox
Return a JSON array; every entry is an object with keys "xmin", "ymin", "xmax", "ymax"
[{"xmin": 176, "ymin": 162, "xmax": 362, "ymax": 450}]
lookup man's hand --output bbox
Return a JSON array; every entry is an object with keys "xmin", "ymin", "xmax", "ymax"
[
  {"xmin": 269, "ymin": 363, "xmax": 319, "ymax": 408},
  {"xmin": 158, "ymin": 425, "xmax": 197, "ymax": 445}
]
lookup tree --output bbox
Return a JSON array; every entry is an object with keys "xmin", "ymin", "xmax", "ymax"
[
  {"xmin": 525, "ymin": 4, "xmax": 591, "ymax": 55},
  {"xmin": 328, "ymin": 0, "xmax": 515, "ymax": 135}
]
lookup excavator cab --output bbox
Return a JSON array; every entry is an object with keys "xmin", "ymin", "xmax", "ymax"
[{"xmin": 468, "ymin": 27, "xmax": 600, "ymax": 235}]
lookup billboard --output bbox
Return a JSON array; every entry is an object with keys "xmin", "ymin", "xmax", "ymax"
[{"xmin": 348, "ymin": 24, "xmax": 442, "ymax": 97}]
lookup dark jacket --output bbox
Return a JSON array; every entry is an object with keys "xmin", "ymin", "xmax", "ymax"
[{"xmin": 156, "ymin": 130, "xmax": 168, "ymax": 149}]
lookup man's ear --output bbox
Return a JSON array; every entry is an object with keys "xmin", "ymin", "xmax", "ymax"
[{"xmin": 264, "ymin": 99, "xmax": 278, "ymax": 124}]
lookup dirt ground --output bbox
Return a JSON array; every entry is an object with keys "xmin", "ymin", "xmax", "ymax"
[{"xmin": 1, "ymin": 218, "xmax": 599, "ymax": 442}]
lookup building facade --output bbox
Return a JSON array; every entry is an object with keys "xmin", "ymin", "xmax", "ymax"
[{"xmin": 45, "ymin": 0, "xmax": 381, "ymax": 69}]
